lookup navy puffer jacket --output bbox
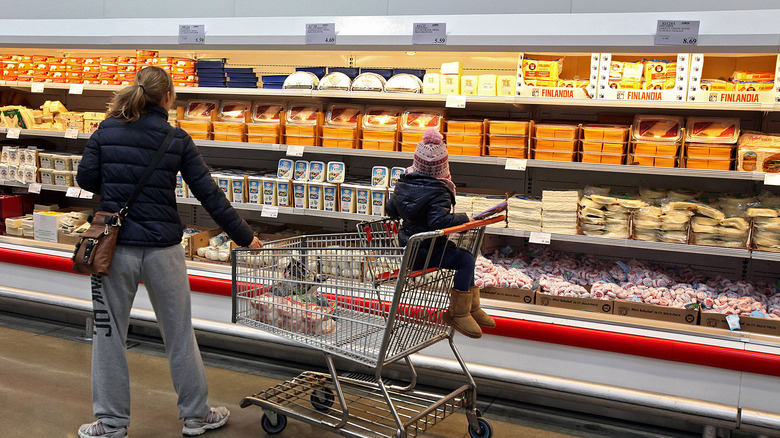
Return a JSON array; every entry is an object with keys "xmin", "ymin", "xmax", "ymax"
[
  {"xmin": 384, "ymin": 173, "xmax": 469, "ymax": 246},
  {"xmin": 76, "ymin": 105, "xmax": 254, "ymax": 247}
]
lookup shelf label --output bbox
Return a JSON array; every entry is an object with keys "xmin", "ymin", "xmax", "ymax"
[
  {"xmin": 412, "ymin": 23, "xmax": 446, "ymax": 45},
  {"xmin": 445, "ymin": 94, "xmax": 466, "ymax": 108},
  {"xmin": 66, "ymin": 187, "xmax": 82, "ymax": 198},
  {"xmin": 31, "ymin": 82, "xmax": 44, "ymax": 93},
  {"xmin": 725, "ymin": 314, "xmax": 741, "ymax": 331},
  {"xmin": 6, "ymin": 128, "xmax": 21, "ymax": 139},
  {"xmin": 79, "ymin": 189, "xmax": 93, "ymax": 199},
  {"xmin": 261, "ymin": 205, "xmax": 279, "ymax": 218},
  {"xmin": 305, "ymin": 23, "xmax": 336, "ymax": 45},
  {"xmin": 64, "ymin": 128, "xmax": 79, "ymax": 139},
  {"xmin": 28, "ymin": 183, "xmax": 42, "ymax": 194},
  {"xmin": 69, "ymin": 83, "xmax": 84, "ymax": 94},
  {"xmin": 764, "ymin": 173, "xmax": 780, "ymax": 186},
  {"xmin": 528, "ymin": 231, "xmax": 551, "ymax": 245},
  {"xmin": 178, "ymin": 24, "xmax": 205, "ymax": 44},
  {"xmin": 505, "ymin": 158, "xmax": 527, "ymax": 171},
  {"xmin": 286, "ymin": 144, "xmax": 305, "ymax": 157},
  {"xmin": 655, "ymin": 20, "xmax": 699, "ymax": 46}
]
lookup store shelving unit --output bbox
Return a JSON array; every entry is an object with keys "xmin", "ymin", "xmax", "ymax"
[{"xmin": 3, "ymin": 9, "xmax": 780, "ymax": 435}]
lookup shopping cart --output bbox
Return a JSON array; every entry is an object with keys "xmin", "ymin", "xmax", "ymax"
[{"xmin": 232, "ymin": 215, "xmax": 504, "ymax": 438}]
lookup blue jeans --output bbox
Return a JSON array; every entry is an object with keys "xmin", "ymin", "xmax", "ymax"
[{"xmin": 415, "ymin": 245, "xmax": 476, "ymax": 292}]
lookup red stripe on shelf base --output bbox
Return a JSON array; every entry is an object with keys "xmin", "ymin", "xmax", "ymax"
[
  {"xmin": 484, "ymin": 316, "xmax": 780, "ymax": 378},
  {"xmin": 0, "ymin": 247, "xmax": 233, "ymax": 296},
  {"xmin": 2, "ymin": 247, "xmax": 780, "ymax": 377}
]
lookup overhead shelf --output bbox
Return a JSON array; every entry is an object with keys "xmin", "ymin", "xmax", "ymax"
[
  {"xmin": 3, "ymin": 81, "xmax": 777, "ymax": 112},
  {"xmin": 0, "ymin": 10, "xmax": 779, "ymax": 52}
]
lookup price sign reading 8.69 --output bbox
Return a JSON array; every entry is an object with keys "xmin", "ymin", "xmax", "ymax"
[
  {"xmin": 655, "ymin": 20, "xmax": 699, "ymax": 46},
  {"xmin": 413, "ymin": 23, "xmax": 446, "ymax": 45}
]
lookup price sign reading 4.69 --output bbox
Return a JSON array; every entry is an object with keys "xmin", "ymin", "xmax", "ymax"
[
  {"xmin": 413, "ymin": 23, "xmax": 446, "ymax": 45},
  {"xmin": 306, "ymin": 23, "xmax": 336, "ymax": 45},
  {"xmin": 655, "ymin": 20, "xmax": 699, "ymax": 46}
]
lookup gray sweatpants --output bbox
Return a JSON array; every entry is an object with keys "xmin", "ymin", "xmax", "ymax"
[{"xmin": 90, "ymin": 244, "xmax": 210, "ymax": 428}]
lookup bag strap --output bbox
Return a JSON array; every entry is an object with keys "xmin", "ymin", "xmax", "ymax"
[{"xmin": 118, "ymin": 126, "xmax": 176, "ymax": 219}]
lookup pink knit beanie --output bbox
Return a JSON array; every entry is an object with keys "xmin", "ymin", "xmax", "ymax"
[{"xmin": 407, "ymin": 128, "xmax": 456, "ymax": 195}]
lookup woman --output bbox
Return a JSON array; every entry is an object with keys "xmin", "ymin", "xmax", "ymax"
[
  {"xmin": 76, "ymin": 66, "xmax": 262, "ymax": 438},
  {"xmin": 384, "ymin": 128, "xmax": 495, "ymax": 339}
]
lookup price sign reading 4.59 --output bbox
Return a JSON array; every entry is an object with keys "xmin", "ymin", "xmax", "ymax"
[
  {"xmin": 413, "ymin": 23, "xmax": 446, "ymax": 45},
  {"xmin": 178, "ymin": 25, "xmax": 205, "ymax": 44},
  {"xmin": 305, "ymin": 23, "xmax": 336, "ymax": 45},
  {"xmin": 655, "ymin": 20, "xmax": 699, "ymax": 46}
]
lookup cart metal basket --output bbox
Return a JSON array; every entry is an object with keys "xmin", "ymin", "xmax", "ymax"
[{"xmin": 233, "ymin": 215, "xmax": 504, "ymax": 438}]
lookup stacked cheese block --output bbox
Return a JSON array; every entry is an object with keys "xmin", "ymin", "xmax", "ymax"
[
  {"xmin": 454, "ymin": 194, "xmax": 473, "ymax": 217},
  {"xmin": 0, "ymin": 101, "xmax": 105, "ymax": 133},
  {"xmin": 541, "ymin": 190, "xmax": 579, "ymax": 234},
  {"xmin": 38, "ymin": 152, "xmax": 82, "ymax": 187},
  {"xmin": 748, "ymin": 192, "xmax": 780, "ymax": 252},
  {"xmin": 631, "ymin": 115, "xmax": 683, "ymax": 168},
  {"xmin": 689, "ymin": 202, "xmax": 750, "ymax": 248},
  {"xmin": 0, "ymin": 146, "xmax": 40, "ymax": 184},
  {"xmin": 507, "ymin": 194, "xmax": 542, "ymax": 231},
  {"xmin": 699, "ymin": 70, "xmax": 775, "ymax": 92},
  {"xmin": 0, "ymin": 51, "xmax": 196, "ymax": 87},
  {"xmin": 579, "ymin": 187, "xmax": 643, "ymax": 238},
  {"xmin": 684, "ymin": 118, "xmax": 739, "ymax": 171}
]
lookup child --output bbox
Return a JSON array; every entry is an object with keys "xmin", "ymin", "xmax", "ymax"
[{"xmin": 385, "ymin": 128, "xmax": 495, "ymax": 338}]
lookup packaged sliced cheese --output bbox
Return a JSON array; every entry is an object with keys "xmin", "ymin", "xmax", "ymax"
[
  {"xmin": 401, "ymin": 108, "xmax": 444, "ymax": 131},
  {"xmin": 252, "ymin": 102, "xmax": 284, "ymax": 124},
  {"xmin": 219, "ymin": 101, "xmax": 251, "ymax": 122},
  {"xmin": 285, "ymin": 102, "xmax": 321, "ymax": 125},
  {"xmin": 325, "ymin": 104, "xmax": 362, "ymax": 127},
  {"xmin": 363, "ymin": 107, "xmax": 401, "ymax": 130},
  {"xmin": 185, "ymin": 100, "xmax": 218, "ymax": 120},
  {"xmin": 685, "ymin": 118, "xmax": 740, "ymax": 144},
  {"xmin": 632, "ymin": 115, "xmax": 683, "ymax": 142}
]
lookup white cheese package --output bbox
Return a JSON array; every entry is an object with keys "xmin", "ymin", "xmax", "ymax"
[
  {"xmin": 323, "ymin": 183, "xmax": 338, "ymax": 211},
  {"xmin": 283, "ymin": 71, "xmax": 319, "ymax": 90},
  {"xmin": 293, "ymin": 161, "xmax": 309, "ymax": 181},
  {"xmin": 508, "ymin": 194, "xmax": 542, "ymax": 232},
  {"xmin": 542, "ymin": 190, "xmax": 580, "ymax": 234},
  {"xmin": 308, "ymin": 161, "xmax": 326, "ymax": 182},
  {"xmin": 277, "ymin": 158, "xmax": 294, "ymax": 179},
  {"xmin": 385, "ymin": 74, "xmax": 423, "ymax": 93},
  {"xmin": 371, "ymin": 166, "xmax": 389, "ymax": 187},
  {"xmin": 326, "ymin": 161, "xmax": 346, "ymax": 183},
  {"xmin": 351, "ymin": 73, "xmax": 386, "ymax": 92},
  {"xmin": 247, "ymin": 176, "xmax": 262, "ymax": 204},
  {"xmin": 356, "ymin": 186, "xmax": 371, "ymax": 215},
  {"xmin": 318, "ymin": 72, "xmax": 351, "ymax": 91},
  {"xmin": 390, "ymin": 167, "xmax": 405, "ymax": 188},
  {"xmin": 370, "ymin": 188, "xmax": 388, "ymax": 216},
  {"xmin": 292, "ymin": 181, "xmax": 308, "ymax": 209}
]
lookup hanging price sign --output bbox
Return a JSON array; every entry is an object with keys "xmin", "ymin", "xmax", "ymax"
[
  {"xmin": 28, "ymin": 183, "xmax": 42, "ymax": 194},
  {"xmin": 69, "ymin": 83, "xmax": 84, "ymax": 94},
  {"xmin": 505, "ymin": 158, "xmax": 527, "ymax": 171},
  {"xmin": 445, "ymin": 94, "xmax": 466, "ymax": 108},
  {"xmin": 66, "ymin": 187, "xmax": 82, "ymax": 198},
  {"xmin": 64, "ymin": 128, "xmax": 79, "ymax": 139},
  {"xmin": 413, "ymin": 23, "xmax": 446, "ymax": 45},
  {"xmin": 6, "ymin": 128, "xmax": 21, "ymax": 139},
  {"xmin": 286, "ymin": 145, "xmax": 305, "ymax": 157},
  {"xmin": 31, "ymin": 82, "xmax": 44, "ymax": 93},
  {"xmin": 178, "ymin": 25, "xmax": 205, "ymax": 44},
  {"xmin": 655, "ymin": 20, "xmax": 699, "ymax": 45},
  {"xmin": 528, "ymin": 232, "xmax": 551, "ymax": 245},
  {"xmin": 305, "ymin": 23, "xmax": 336, "ymax": 45}
]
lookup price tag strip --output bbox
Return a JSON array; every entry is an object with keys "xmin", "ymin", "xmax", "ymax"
[
  {"xmin": 528, "ymin": 231, "xmax": 551, "ymax": 245},
  {"xmin": 286, "ymin": 144, "xmax": 305, "ymax": 157},
  {"xmin": 305, "ymin": 23, "xmax": 336, "ymax": 45},
  {"xmin": 412, "ymin": 23, "xmax": 446, "ymax": 45},
  {"xmin": 445, "ymin": 95, "xmax": 466, "ymax": 108},
  {"xmin": 505, "ymin": 158, "xmax": 527, "ymax": 171},
  {"xmin": 261, "ymin": 206, "xmax": 279, "ymax": 218},
  {"xmin": 66, "ymin": 187, "xmax": 82, "ymax": 198},
  {"xmin": 655, "ymin": 20, "xmax": 699, "ymax": 45}
]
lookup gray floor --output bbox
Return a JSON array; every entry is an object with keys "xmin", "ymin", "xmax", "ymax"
[{"xmin": 0, "ymin": 310, "xmax": 699, "ymax": 438}]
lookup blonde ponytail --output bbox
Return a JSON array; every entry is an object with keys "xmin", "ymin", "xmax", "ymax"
[{"xmin": 107, "ymin": 66, "xmax": 175, "ymax": 122}]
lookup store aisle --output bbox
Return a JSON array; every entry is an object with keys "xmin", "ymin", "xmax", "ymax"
[{"xmin": 0, "ymin": 311, "xmax": 696, "ymax": 438}]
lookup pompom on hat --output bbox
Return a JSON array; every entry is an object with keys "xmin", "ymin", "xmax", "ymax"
[{"xmin": 407, "ymin": 128, "xmax": 456, "ymax": 195}]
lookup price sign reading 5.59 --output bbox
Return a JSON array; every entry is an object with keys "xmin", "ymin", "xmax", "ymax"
[
  {"xmin": 178, "ymin": 25, "xmax": 205, "ymax": 44},
  {"xmin": 413, "ymin": 23, "xmax": 446, "ymax": 45}
]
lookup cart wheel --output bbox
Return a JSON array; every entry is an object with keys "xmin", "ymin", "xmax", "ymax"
[
  {"xmin": 310, "ymin": 387, "xmax": 335, "ymax": 411},
  {"xmin": 261, "ymin": 413, "xmax": 287, "ymax": 435},
  {"xmin": 468, "ymin": 418, "xmax": 493, "ymax": 438}
]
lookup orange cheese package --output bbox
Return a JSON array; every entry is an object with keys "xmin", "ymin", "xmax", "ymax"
[
  {"xmin": 732, "ymin": 71, "xmax": 774, "ymax": 82},
  {"xmin": 400, "ymin": 108, "xmax": 443, "ymax": 152},
  {"xmin": 699, "ymin": 80, "xmax": 734, "ymax": 92},
  {"xmin": 632, "ymin": 115, "xmax": 683, "ymax": 142},
  {"xmin": 643, "ymin": 60, "xmax": 676, "ymax": 82},
  {"xmin": 734, "ymin": 81, "xmax": 774, "ymax": 92},
  {"xmin": 362, "ymin": 107, "xmax": 401, "ymax": 151},
  {"xmin": 284, "ymin": 102, "xmax": 321, "ymax": 146},
  {"xmin": 685, "ymin": 118, "xmax": 740, "ymax": 144},
  {"xmin": 522, "ymin": 58, "xmax": 563, "ymax": 82},
  {"xmin": 247, "ymin": 102, "xmax": 283, "ymax": 144},
  {"xmin": 322, "ymin": 104, "xmax": 362, "ymax": 149}
]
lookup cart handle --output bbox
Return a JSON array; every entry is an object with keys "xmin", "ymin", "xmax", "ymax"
[{"xmin": 439, "ymin": 214, "xmax": 505, "ymax": 236}]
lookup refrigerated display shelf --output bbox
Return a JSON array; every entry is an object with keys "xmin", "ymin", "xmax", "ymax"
[{"xmin": 2, "ymin": 80, "xmax": 777, "ymax": 112}]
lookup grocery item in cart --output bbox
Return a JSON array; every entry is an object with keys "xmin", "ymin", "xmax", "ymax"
[{"xmin": 251, "ymin": 294, "xmax": 336, "ymax": 335}]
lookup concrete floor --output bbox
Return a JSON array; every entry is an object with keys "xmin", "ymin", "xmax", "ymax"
[{"xmin": 0, "ymin": 311, "xmax": 698, "ymax": 438}]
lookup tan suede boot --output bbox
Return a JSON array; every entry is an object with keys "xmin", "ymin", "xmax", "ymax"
[
  {"xmin": 443, "ymin": 289, "xmax": 482, "ymax": 338},
  {"xmin": 470, "ymin": 286, "xmax": 496, "ymax": 329}
]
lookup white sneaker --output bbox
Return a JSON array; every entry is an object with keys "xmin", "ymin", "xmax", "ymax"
[
  {"xmin": 78, "ymin": 420, "xmax": 128, "ymax": 438},
  {"xmin": 182, "ymin": 407, "xmax": 230, "ymax": 436}
]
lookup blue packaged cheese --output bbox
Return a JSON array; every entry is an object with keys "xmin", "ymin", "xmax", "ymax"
[{"xmin": 277, "ymin": 158, "xmax": 294, "ymax": 179}]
